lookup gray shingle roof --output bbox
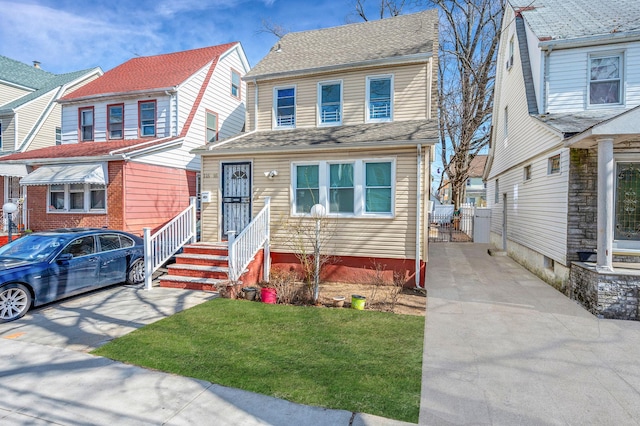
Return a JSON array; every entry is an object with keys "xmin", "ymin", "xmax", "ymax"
[
  {"xmin": 535, "ymin": 109, "xmax": 624, "ymax": 135},
  {"xmin": 198, "ymin": 120, "xmax": 437, "ymax": 155},
  {"xmin": 513, "ymin": 0, "xmax": 640, "ymax": 41},
  {"xmin": 0, "ymin": 68, "xmax": 99, "ymax": 113},
  {"xmin": 0, "ymin": 55, "xmax": 54, "ymax": 90},
  {"xmin": 245, "ymin": 9, "xmax": 438, "ymax": 80}
]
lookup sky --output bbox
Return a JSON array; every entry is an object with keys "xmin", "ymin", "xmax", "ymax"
[{"xmin": 0, "ymin": 0, "xmax": 425, "ymax": 74}]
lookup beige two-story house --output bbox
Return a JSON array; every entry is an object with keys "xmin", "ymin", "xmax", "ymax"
[{"xmin": 193, "ymin": 11, "xmax": 439, "ymax": 287}]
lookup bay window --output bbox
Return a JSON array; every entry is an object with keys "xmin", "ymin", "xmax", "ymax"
[{"xmin": 293, "ymin": 159, "xmax": 395, "ymax": 217}]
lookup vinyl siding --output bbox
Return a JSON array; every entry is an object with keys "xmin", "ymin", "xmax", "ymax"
[
  {"xmin": 0, "ymin": 114, "xmax": 15, "ymax": 152},
  {"xmin": 547, "ymin": 41, "xmax": 640, "ymax": 113},
  {"xmin": 200, "ymin": 146, "xmax": 428, "ymax": 260},
  {"xmin": 14, "ymin": 88, "xmax": 56, "ymax": 149},
  {"xmin": 249, "ymin": 63, "xmax": 431, "ymax": 131},
  {"xmin": 0, "ymin": 83, "xmax": 30, "ymax": 105},
  {"xmin": 27, "ymin": 100, "xmax": 60, "ymax": 151},
  {"xmin": 60, "ymin": 73, "xmax": 100, "ymax": 98}
]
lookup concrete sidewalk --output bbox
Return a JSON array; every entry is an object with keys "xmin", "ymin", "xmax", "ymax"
[
  {"xmin": 420, "ymin": 243, "xmax": 640, "ymax": 425},
  {"xmin": 0, "ymin": 284, "xmax": 411, "ymax": 425}
]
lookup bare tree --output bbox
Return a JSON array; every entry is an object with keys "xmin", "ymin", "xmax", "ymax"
[
  {"xmin": 352, "ymin": 0, "xmax": 409, "ymax": 21},
  {"xmin": 257, "ymin": 18, "xmax": 289, "ymax": 39},
  {"xmin": 436, "ymin": 0, "xmax": 503, "ymax": 209}
]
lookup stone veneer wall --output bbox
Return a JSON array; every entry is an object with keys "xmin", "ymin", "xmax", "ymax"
[
  {"xmin": 569, "ymin": 262, "xmax": 640, "ymax": 320},
  {"xmin": 566, "ymin": 149, "xmax": 598, "ymax": 263}
]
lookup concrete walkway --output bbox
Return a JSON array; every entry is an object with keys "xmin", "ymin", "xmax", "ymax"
[{"xmin": 420, "ymin": 243, "xmax": 640, "ymax": 425}]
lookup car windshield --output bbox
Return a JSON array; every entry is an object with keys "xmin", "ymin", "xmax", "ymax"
[{"xmin": 0, "ymin": 234, "xmax": 67, "ymax": 261}]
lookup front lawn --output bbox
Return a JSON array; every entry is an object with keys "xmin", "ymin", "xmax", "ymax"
[{"xmin": 92, "ymin": 298, "xmax": 424, "ymax": 422}]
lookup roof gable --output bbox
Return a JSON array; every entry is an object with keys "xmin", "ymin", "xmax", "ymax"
[
  {"xmin": 514, "ymin": 0, "xmax": 640, "ymax": 42},
  {"xmin": 245, "ymin": 10, "xmax": 437, "ymax": 80},
  {"xmin": 60, "ymin": 43, "xmax": 238, "ymax": 101}
]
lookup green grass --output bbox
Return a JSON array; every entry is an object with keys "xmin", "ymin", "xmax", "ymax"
[{"xmin": 92, "ymin": 298, "xmax": 424, "ymax": 423}]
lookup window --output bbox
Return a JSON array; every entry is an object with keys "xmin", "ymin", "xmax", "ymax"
[
  {"xmin": 206, "ymin": 111, "xmax": 218, "ymax": 142},
  {"xmin": 48, "ymin": 184, "xmax": 106, "ymax": 213},
  {"xmin": 615, "ymin": 162, "xmax": 640, "ymax": 241},
  {"xmin": 231, "ymin": 70, "xmax": 241, "ymax": 99},
  {"xmin": 504, "ymin": 106, "xmax": 508, "ymax": 139},
  {"xmin": 139, "ymin": 101, "xmax": 156, "ymax": 137},
  {"xmin": 295, "ymin": 164, "xmax": 319, "ymax": 213},
  {"xmin": 507, "ymin": 36, "xmax": 514, "ymax": 70},
  {"xmin": 79, "ymin": 107, "xmax": 94, "ymax": 141},
  {"xmin": 275, "ymin": 87, "xmax": 295, "ymax": 128},
  {"xmin": 524, "ymin": 165, "xmax": 532, "ymax": 181},
  {"xmin": 107, "ymin": 104, "xmax": 124, "ymax": 139},
  {"xmin": 548, "ymin": 154, "xmax": 561, "ymax": 174},
  {"xmin": 293, "ymin": 159, "xmax": 394, "ymax": 216},
  {"xmin": 55, "ymin": 127, "xmax": 61, "ymax": 145},
  {"xmin": 318, "ymin": 81, "xmax": 342, "ymax": 125},
  {"xmin": 329, "ymin": 163, "xmax": 354, "ymax": 213},
  {"xmin": 365, "ymin": 162, "xmax": 392, "ymax": 213},
  {"xmin": 495, "ymin": 179, "xmax": 499, "ymax": 204},
  {"xmin": 367, "ymin": 75, "xmax": 393, "ymax": 122},
  {"xmin": 61, "ymin": 236, "xmax": 96, "ymax": 258},
  {"xmin": 589, "ymin": 53, "xmax": 623, "ymax": 105}
]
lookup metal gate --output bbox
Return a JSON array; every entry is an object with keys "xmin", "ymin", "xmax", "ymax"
[
  {"xmin": 221, "ymin": 162, "xmax": 251, "ymax": 239},
  {"xmin": 429, "ymin": 204, "xmax": 474, "ymax": 242}
]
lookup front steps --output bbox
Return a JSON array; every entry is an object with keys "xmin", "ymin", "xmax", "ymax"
[{"xmin": 159, "ymin": 242, "xmax": 230, "ymax": 291}]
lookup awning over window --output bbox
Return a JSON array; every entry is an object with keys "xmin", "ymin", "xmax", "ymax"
[
  {"xmin": 0, "ymin": 164, "xmax": 29, "ymax": 177},
  {"xmin": 20, "ymin": 163, "xmax": 108, "ymax": 186}
]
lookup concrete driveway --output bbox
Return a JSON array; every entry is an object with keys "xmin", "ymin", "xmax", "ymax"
[
  {"xmin": 421, "ymin": 243, "xmax": 640, "ymax": 425},
  {"xmin": 0, "ymin": 282, "xmax": 217, "ymax": 352}
]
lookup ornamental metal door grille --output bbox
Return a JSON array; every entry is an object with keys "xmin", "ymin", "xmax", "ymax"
[
  {"xmin": 222, "ymin": 162, "xmax": 251, "ymax": 240},
  {"xmin": 615, "ymin": 163, "xmax": 640, "ymax": 240}
]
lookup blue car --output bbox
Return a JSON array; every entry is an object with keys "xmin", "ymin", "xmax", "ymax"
[{"xmin": 0, "ymin": 228, "xmax": 145, "ymax": 323}]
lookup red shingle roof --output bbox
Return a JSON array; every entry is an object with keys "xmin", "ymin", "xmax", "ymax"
[
  {"xmin": 1, "ymin": 138, "xmax": 180, "ymax": 162},
  {"xmin": 60, "ymin": 43, "xmax": 238, "ymax": 101}
]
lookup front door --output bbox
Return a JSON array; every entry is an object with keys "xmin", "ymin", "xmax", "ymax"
[{"xmin": 221, "ymin": 162, "xmax": 251, "ymax": 239}]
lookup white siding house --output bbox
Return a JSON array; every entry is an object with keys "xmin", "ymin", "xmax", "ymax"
[{"xmin": 485, "ymin": 0, "xmax": 640, "ymax": 319}]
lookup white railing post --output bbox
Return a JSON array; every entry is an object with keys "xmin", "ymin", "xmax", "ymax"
[
  {"xmin": 263, "ymin": 197, "xmax": 271, "ymax": 282},
  {"xmin": 189, "ymin": 196, "xmax": 197, "ymax": 243},
  {"xmin": 227, "ymin": 230, "xmax": 236, "ymax": 281},
  {"xmin": 143, "ymin": 227, "xmax": 152, "ymax": 290}
]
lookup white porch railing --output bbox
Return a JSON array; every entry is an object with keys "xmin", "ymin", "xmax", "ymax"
[
  {"xmin": 143, "ymin": 197, "xmax": 197, "ymax": 290},
  {"xmin": 227, "ymin": 197, "xmax": 271, "ymax": 283}
]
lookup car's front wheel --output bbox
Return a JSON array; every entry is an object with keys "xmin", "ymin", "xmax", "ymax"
[
  {"xmin": 0, "ymin": 283, "xmax": 32, "ymax": 323},
  {"xmin": 127, "ymin": 258, "xmax": 145, "ymax": 285}
]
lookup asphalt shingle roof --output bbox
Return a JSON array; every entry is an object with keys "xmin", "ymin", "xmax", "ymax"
[
  {"xmin": 245, "ymin": 9, "xmax": 438, "ymax": 80},
  {"xmin": 0, "ymin": 55, "xmax": 54, "ymax": 90},
  {"xmin": 60, "ymin": 43, "xmax": 238, "ymax": 101},
  {"xmin": 513, "ymin": 0, "xmax": 640, "ymax": 41},
  {"xmin": 535, "ymin": 109, "xmax": 625, "ymax": 135},
  {"xmin": 200, "ymin": 120, "xmax": 437, "ymax": 154}
]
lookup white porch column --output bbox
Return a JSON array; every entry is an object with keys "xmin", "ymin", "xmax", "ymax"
[{"xmin": 596, "ymin": 137, "xmax": 614, "ymax": 272}]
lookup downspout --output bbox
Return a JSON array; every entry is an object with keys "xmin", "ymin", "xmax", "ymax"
[
  {"xmin": 415, "ymin": 144, "xmax": 423, "ymax": 289},
  {"xmin": 542, "ymin": 47, "xmax": 552, "ymax": 113}
]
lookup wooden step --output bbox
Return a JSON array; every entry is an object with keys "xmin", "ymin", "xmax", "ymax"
[
  {"xmin": 175, "ymin": 253, "xmax": 228, "ymax": 267},
  {"xmin": 159, "ymin": 274, "xmax": 227, "ymax": 292},
  {"xmin": 167, "ymin": 263, "xmax": 229, "ymax": 279}
]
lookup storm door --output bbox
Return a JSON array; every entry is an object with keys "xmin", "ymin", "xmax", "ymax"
[{"xmin": 221, "ymin": 162, "xmax": 251, "ymax": 239}]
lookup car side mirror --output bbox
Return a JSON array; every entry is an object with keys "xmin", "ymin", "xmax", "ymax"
[{"xmin": 57, "ymin": 253, "xmax": 73, "ymax": 262}]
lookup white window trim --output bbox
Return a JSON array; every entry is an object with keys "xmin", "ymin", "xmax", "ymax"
[
  {"xmin": 366, "ymin": 74, "xmax": 394, "ymax": 123},
  {"xmin": 291, "ymin": 158, "xmax": 396, "ymax": 218},
  {"xmin": 273, "ymin": 85, "xmax": 296, "ymax": 129},
  {"xmin": 47, "ymin": 183, "xmax": 107, "ymax": 214},
  {"xmin": 317, "ymin": 80, "xmax": 343, "ymax": 126},
  {"xmin": 507, "ymin": 36, "xmax": 514, "ymax": 70},
  {"xmin": 547, "ymin": 153, "xmax": 562, "ymax": 175},
  {"xmin": 587, "ymin": 51, "xmax": 625, "ymax": 109}
]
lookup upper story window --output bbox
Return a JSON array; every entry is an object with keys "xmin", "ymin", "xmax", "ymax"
[
  {"xmin": 589, "ymin": 53, "xmax": 623, "ymax": 106},
  {"xmin": 293, "ymin": 159, "xmax": 394, "ymax": 217},
  {"xmin": 507, "ymin": 36, "xmax": 514, "ymax": 70},
  {"xmin": 107, "ymin": 104, "xmax": 124, "ymax": 140},
  {"xmin": 231, "ymin": 70, "xmax": 241, "ymax": 99},
  {"xmin": 275, "ymin": 86, "xmax": 296, "ymax": 128},
  {"xmin": 495, "ymin": 179, "xmax": 499, "ymax": 204},
  {"xmin": 79, "ymin": 107, "xmax": 94, "ymax": 141},
  {"xmin": 55, "ymin": 127, "xmax": 61, "ymax": 145},
  {"xmin": 503, "ymin": 106, "xmax": 508, "ymax": 139},
  {"xmin": 139, "ymin": 100, "xmax": 156, "ymax": 137},
  {"xmin": 548, "ymin": 154, "xmax": 561, "ymax": 174},
  {"xmin": 524, "ymin": 165, "xmax": 532, "ymax": 181},
  {"xmin": 206, "ymin": 110, "xmax": 218, "ymax": 142},
  {"xmin": 318, "ymin": 81, "xmax": 342, "ymax": 125},
  {"xmin": 366, "ymin": 75, "xmax": 393, "ymax": 122}
]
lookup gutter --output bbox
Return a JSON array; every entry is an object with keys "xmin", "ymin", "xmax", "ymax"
[
  {"xmin": 539, "ymin": 30, "xmax": 640, "ymax": 51},
  {"xmin": 59, "ymin": 87, "xmax": 178, "ymax": 104}
]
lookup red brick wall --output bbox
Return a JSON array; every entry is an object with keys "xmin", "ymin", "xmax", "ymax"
[{"xmin": 25, "ymin": 162, "xmax": 125, "ymax": 232}]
